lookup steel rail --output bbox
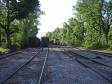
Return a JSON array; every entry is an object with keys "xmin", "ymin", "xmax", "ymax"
[
  {"xmin": 66, "ymin": 47, "xmax": 112, "ymax": 68},
  {"xmin": 70, "ymin": 50, "xmax": 112, "ymax": 68},
  {"xmin": 75, "ymin": 47, "xmax": 112, "ymax": 57},
  {"xmin": 38, "ymin": 48, "xmax": 49, "ymax": 84}
]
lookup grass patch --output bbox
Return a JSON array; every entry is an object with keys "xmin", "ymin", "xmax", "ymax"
[{"xmin": 0, "ymin": 48, "xmax": 10, "ymax": 55}]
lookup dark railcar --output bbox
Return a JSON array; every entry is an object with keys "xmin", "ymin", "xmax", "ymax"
[
  {"xmin": 41, "ymin": 37, "xmax": 49, "ymax": 47},
  {"xmin": 24, "ymin": 37, "xmax": 40, "ymax": 48},
  {"xmin": 28, "ymin": 37, "xmax": 40, "ymax": 47}
]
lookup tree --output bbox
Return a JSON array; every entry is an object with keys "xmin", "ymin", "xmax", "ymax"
[
  {"xmin": 0, "ymin": 0, "xmax": 40, "ymax": 48},
  {"xmin": 46, "ymin": 0, "xmax": 112, "ymax": 49},
  {"xmin": 74, "ymin": 0, "xmax": 112, "ymax": 45}
]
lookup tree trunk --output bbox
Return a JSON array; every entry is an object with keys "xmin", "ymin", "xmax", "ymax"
[
  {"xmin": 105, "ymin": 33, "xmax": 108, "ymax": 45},
  {"xmin": 6, "ymin": 0, "xmax": 11, "ymax": 49},
  {"xmin": 6, "ymin": 32, "xmax": 11, "ymax": 49},
  {"xmin": 0, "ymin": 28, "xmax": 1, "ymax": 47}
]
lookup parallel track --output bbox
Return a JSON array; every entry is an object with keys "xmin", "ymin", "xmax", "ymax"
[
  {"xmin": 72, "ymin": 51, "xmax": 111, "ymax": 67},
  {"xmin": 63, "ymin": 49, "xmax": 112, "ymax": 83},
  {"xmin": 69, "ymin": 48, "xmax": 112, "ymax": 68},
  {"xmin": 75, "ymin": 47, "xmax": 112, "ymax": 57}
]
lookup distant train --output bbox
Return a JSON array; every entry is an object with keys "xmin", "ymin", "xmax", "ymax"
[
  {"xmin": 41, "ymin": 37, "xmax": 49, "ymax": 47},
  {"xmin": 23, "ymin": 36, "xmax": 49, "ymax": 48}
]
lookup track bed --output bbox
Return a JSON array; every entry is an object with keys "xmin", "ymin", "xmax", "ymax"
[
  {"xmin": 42, "ymin": 46, "xmax": 112, "ymax": 84},
  {"xmin": 0, "ymin": 48, "xmax": 48, "ymax": 84}
]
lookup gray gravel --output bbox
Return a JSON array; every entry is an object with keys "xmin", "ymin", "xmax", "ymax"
[
  {"xmin": 5, "ymin": 48, "xmax": 48, "ymax": 84},
  {"xmin": 0, "ymin": 48, "xmax": 40, "ymax": 83},
  {"xmin": 42, "ymin": 48, "xmax": 111, "ymax": 84},
  {"xmin": 71, "ymin": 48, "xmax": 112, "ymax": 67}
]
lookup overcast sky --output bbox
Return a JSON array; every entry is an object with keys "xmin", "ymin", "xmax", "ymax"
[{"xmin": 37, "ymin": 0, "xmax": 77, "ymax": 38}]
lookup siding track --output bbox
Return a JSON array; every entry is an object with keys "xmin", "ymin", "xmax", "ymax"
[{"xmin": 63, "ymin": 48, "xmax": 112, "ymax": 83}]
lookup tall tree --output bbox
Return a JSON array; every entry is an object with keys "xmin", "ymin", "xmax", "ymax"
[
  {"xmin": 0, "ymin": 0, "xmax": 40, "ymax": 48},
  {"xmin": 74, "ymin": 0, "xmax": 112, "ymax": 44}
]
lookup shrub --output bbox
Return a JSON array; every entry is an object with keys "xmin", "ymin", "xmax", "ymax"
[{"xmin": 0, "ymin": 48, "xmax": 10, "ymax": 54}]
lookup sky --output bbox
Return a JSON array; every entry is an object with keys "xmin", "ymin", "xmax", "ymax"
[{"xmin": 37, "ymin": 0, "xmax": 77, "ymax": 38}]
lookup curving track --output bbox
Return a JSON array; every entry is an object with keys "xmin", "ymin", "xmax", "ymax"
[
  {"xmin": 0, "ymin": 48, "xmax": 41, "ymax": 84},
  {"xmin": 2, "ymin": 48, "xmax": 49, "ymax": 84}
]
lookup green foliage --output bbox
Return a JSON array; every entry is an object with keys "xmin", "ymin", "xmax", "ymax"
[
  {"xmin": 0, "ymin": 0, "xmax": 41, "ymax": 49},
  {"xmin": 46, "ymin": 0, "xmax": 112, "ymax": 50},
  {"xmin": 0, "ymin": 48, "xmax": 9, "ymax": 54}
]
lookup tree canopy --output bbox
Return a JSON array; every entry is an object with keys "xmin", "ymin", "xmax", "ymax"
[
  {"xmin": 46, "ymin": 0, "xmax": 112, "ymax": 49},
  {"xmin": 0, "ymin": 0, "xmax": 41, "ymax": 49}
]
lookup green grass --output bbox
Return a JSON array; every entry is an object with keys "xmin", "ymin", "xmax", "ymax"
[{"xmin": 0, "ymin": 48, "xmax": 10, "ymax": 55}]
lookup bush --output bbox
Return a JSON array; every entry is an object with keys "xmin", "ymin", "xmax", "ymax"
[
  {"xmin": 10, "ymin": 43, "xmax": 21, "ymax": 51},
  {"xmin": 0, "ymin": 48, "xmax": 10, "ymax": 54}
]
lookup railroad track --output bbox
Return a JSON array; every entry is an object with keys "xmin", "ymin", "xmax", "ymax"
[
  {"xmin": 86, "ymin": 50, "xmax": 112, "ymax": 57},
  {"xmin": 75, "ymin": 47, "xmax": 112, "ymax": 57},
  {"xmin": 70, "ymin": 51, "xmax": 112, "ymax": 68},
  {"xmin": 63, "ymin": 49, "xmax": 112, "ymax": 83},
  {"xmin": 38, "ymin": 48, "xmax": 49, "ymax": 84},
  {"xmin": 2, "ymin": 53, "xmax": 38, "ymax": 84},
  {"xmin": 66, "ymin": 47, "xmax": 112, "ymax": 68},
  {"xmin": 0, "ymin": 48, "xmax": 49, "ymax": 84},
  {"xmin": 0, "ymin": 48, "xmax": 40, "ymax": 84}
]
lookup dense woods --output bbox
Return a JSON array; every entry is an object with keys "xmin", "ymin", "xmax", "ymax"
[
  {"xmin": 0, "ymin": 0, "xmax": 41, "ymax": 51},
  {"xmin": 46, "ymin": 0, "xmax": 112, "ymax": 49}
]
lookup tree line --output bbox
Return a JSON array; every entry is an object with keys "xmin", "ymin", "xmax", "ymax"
[
  {"xmin": 46, "ymin": 0, "xmax": 112, "ymax": 49},
  {"xmin": 0, "ymin": 0, "xmax": 41, "ymax": 50}
]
